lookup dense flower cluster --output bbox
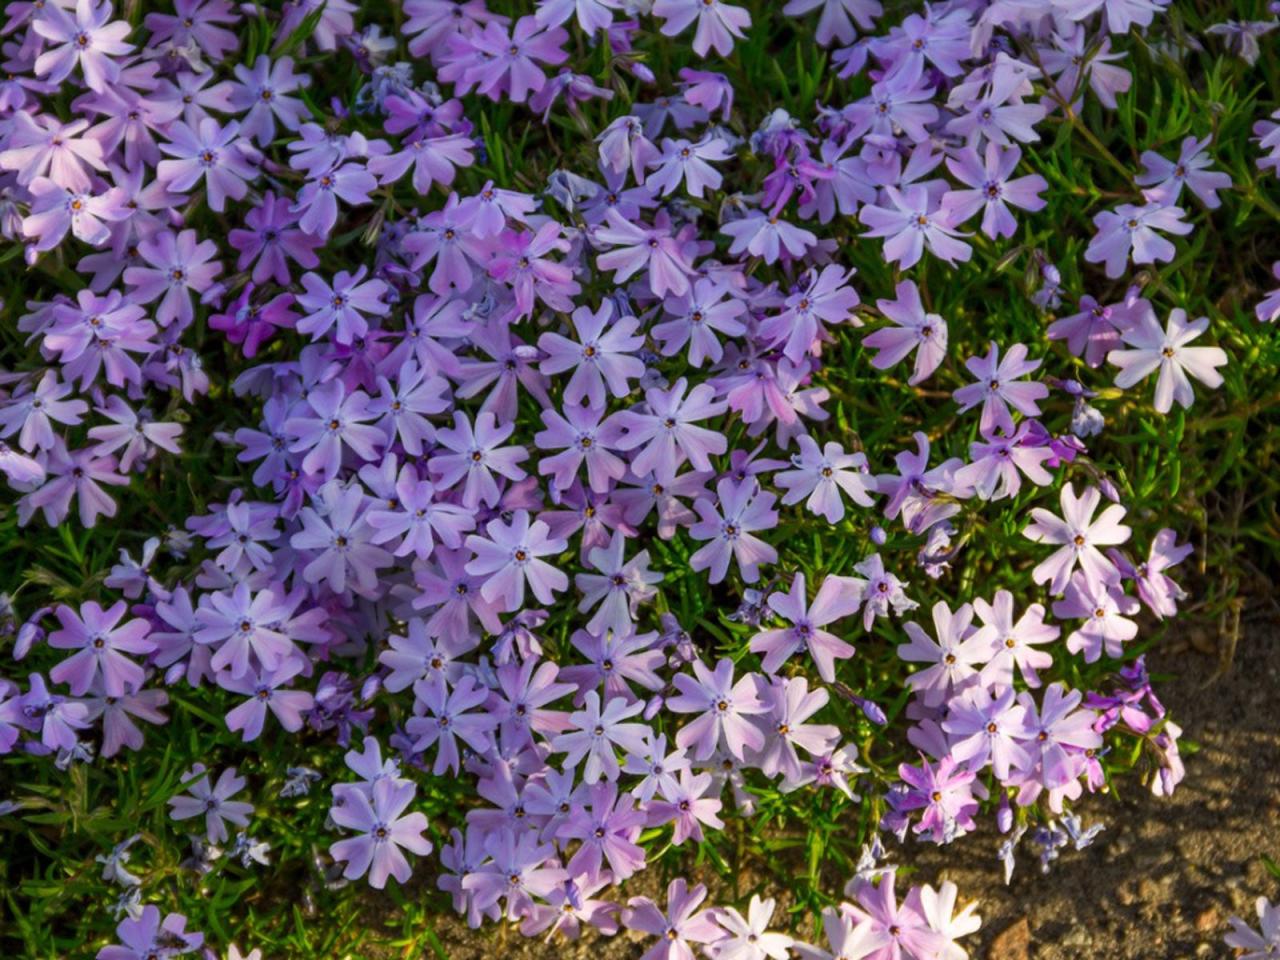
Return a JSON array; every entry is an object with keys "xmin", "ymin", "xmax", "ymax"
[{"xmin": 0, "ymin": 0, "xmax": 1274, "ymax": 957}]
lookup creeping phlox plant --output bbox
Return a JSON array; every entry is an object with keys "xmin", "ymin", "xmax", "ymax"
[{"xmin": 0, "ymin": 0, "xmax": 1277, "ymax": 957}]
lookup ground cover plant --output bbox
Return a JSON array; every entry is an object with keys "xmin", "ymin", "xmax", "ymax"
[{"xmin": 1, "ymin": 0, "xmax": 1279, "ymax": 958}]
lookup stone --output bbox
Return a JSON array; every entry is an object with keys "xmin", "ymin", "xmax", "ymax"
[{"xmin": 988, "ymin": 916, "xmax": 1031, "ymax": 960}]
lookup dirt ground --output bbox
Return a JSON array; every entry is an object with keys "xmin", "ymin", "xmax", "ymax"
[{"xmin": 423, "ymin": 616, "xmax": 1280, "ymax": 960}]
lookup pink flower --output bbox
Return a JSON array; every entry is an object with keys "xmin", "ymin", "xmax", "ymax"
[
  {"xmin": 863, "ymin": 280, "xmax": 948, "ymax": 384},
  {"xmin": 689, "ymin": 478, "xmax": 778, "ymax": 584},
  {"xmin": 973, "ymin": 589, "xmax": 1059, "ymax": 688},
  {"xmin": 1107, "ymin": 307, "xmax": 1228, "ymax": 413},
  {"xmin": 1023, "ymin": 482, "xmax": 1131, "ymax": 595},
  {"xmin": 652, "ymin": 0, "xmax": 752, "ymax": 57}
]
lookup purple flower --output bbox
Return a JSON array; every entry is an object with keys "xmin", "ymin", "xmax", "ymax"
[
  {"xmin": 96, "ymin": 905, "xmax": 203, "ymax": 960},
  {"xmin": 222, "ymin": 661, "xmax": 314, "ymax": 742},
  {"xmin": 625, "ymin": 878, "xmax": 725, "ymax": 960},
  {"xmin": 123, "ymin": 228, "xmax": 222, "ymax": 329},
  {"xmin": 647, "ymin": 135, "xmax": 733, "ymax": 198},
  {"xmin": 1053, "ymin": 570, "xmax": 1140, "ymax": 663},
  {"xmin": 168, "ymin": 765, "xmax": 254, "ymax": 844},
  {"xmin": 707, "ymin": 895, "xmax": 793, "ymax": 960},
  {"xmin": 330, "ymin": 777, "xmax": 431, "ymax": 889},
  {"xmin": 860, "ymin": 185, "xmax": 972, "ymax": 269},
  {"xmin": 538, "ymin": 301, "xmax": 646, "ymax": 407},
  {"xmin": 21, "ymin": 177, "xmax": 126, "ymax": 251},
  {"xmin": 194, "ymin": 583, "xmax": 294, "ymax": 679},
  {"xmin": 429, "ymin": 410, "xmax": 529, "ymax": 509},
  {"xmin": 21, "ymin": 672, "xmax": 91, "ymax": 750},
  {"xmin": 574, "ymin": 531, "xmax": 663, "ymax": 637},
  {"xmin": 721, "ymin": 210, "xmax": 818, "ymax": 264},
  {"xmin": 749, "ymin": 573, "xmax": 859, "ymax": 681},
  {"xmin": 405, "ymin": 675, "xmax": 492, "ymax": 775},
  {"xmin": 897, "ymin": 600, "xmax": 996, "ymax": 707},
  {"xmin": 863, "ymin": 280, "xmax": 948, "ymax": 385},
  {"xmin": 1107, "ymin": 307, "xmax": 1228, "ymax": 413},
  {"xmin": 229, "ymin": 55, "xmax": 312, "ymax": 146},
  {"xmin": 296, "ymin": 267, "xmax": 389, "ymax": 344},
  {"xmin": 285, "ymin": 380, "xmax": 385, "ymax": 480},
  {"xmin": 290, "ymin": 482, "xmax": 393, "ymax": 595},
  {"xmin": 952, "ymin": 341, "xmax": 1049, "ymax": 435},
  {"xmin": 648, "ymin": 768, "xmax": 723, "ymax": 845},
  {"xmin": 48, "ymin": 600, "xmax": 154, "ymax": 698},
  {"xmin": 652, "ymin": 0, "xmax": 751, "ymax": 57},
  {"xmin": 33, "ymin": 0, "xmax": 134, "ymax": 93},
  {"xmin": 552, "ymin": 690, "xmax": 649, "ymax": 783},
  {"xmin": 667, "ymin": 657, "xmax": 768, "ymax": 761},
  {"xmin": 1225, "ymin": 897, "xmax": 1280, "ymax": 959},
  {"xmin": 1084, "ymin": 202, "xmax": 1192, "ymax": 279},
  {"xmin": 942, "ymin": 143, "xmax": 1047, "ymax": 239},
  {"xmin": 1023, "ymin": 482, "xmax": 1130, "ymax": 595},
  {"xmin": 973, "ymin": 589, "xmax": 1058, "ymax": 688},
  {"xmin": 0, "ymin": 113, "xmax": 103, "ymax": 192},
  {"xmin": 1111, "ymin": 528, "xmax": 1192, "ymax": 619},
  {"xmin": 843, "ymin": 872, "xmax": 947, "ymax": 960},
  {"xmin": 774, "ymin": 435, "xmax": 874, "ymax": 523},
  {"xmin": 595, "ymin": 209, "xmax": 696, "ymax": 298},
  {"xmin": 464, "ymin": 508, "xmax": 568, "ymax": 611},
  {"xmin": 941, "ymin": 684, "xmax": 1032, "ymax": 780},
  {"xmin": 157, "ymin": 118, "xmax": 259, "ymax": 213},
  {"xmin": 614, "ymin": 377, "xmax": 727, "ymax": 477},
  {"xmin": 292, "ymin": 163, "xmax": 378, "ymax": 237},
  {"xmin": 227, "ymin": 191, "xmax": 323, "ymax": 285},
  {"xmin": 892, "ymin": 755, "xmax": 982, "ymax": 844},
  {"xmin": 689, "ymin": 478, "xmax": 778, "ymax": 584},
  {"xmin": 558, "ymin": 780, "xmax": 647, "ymax": 880},
  {"xmin": 652, "ymin": 279, "xmax": 747, "ymax": 368}
]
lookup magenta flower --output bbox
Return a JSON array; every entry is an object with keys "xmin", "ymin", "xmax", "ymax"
[
  {"xmin": 1053, "ymin": 570, "xmax": 1141, "ymax": 663},
  {"xmin": 1085, "ymin": 202, "xmax": 1192, "ymax": 279},
  {"xmin": 652, "ymin": 0, "xmax": 751, "ymax": 57},
  {"xmin": 33, "ymin": 0, "xmax": 134, "ymax": 93},
  {"xmin": 893, "ymin": 754, "xmax": 982, "ymax": 844},
  {"xmin": 667, "ymin": 657, "xmax": 768, "ymax": 761},
  {"xmin": 860, "ymin": 184, "xmax": 972, "ymax": 269},
  {"xmin": 464, "ymin": 509, "xmax": 568, "ymax": 611},
  {"xmin": 168, "ymin": 765, "xmax": 254, "ymax": 844},
  {"xmin": 330, "ymin": 778, "xmax": 431, "ymax": 889},
  {"xmin": 1107, "ymin": 307, "xmax": 1228, "ymax": 413},
  {"xmin": 750, "ymin": 573, "xmax": 859, "ymax": 681},
  {"xmin": 48, "ymin": 600, "xmax": 153, "ymax": 698},
  {"xmin": 614, "ymin": 377, "xmax": 727, "ymax": 477},
  {"xmin": 296, "ymin": 267, "xmax": 389, "ymax": 344},
  {"xmin": 123, "ymin": 228, "xmax": 222, "ymax": 328},
  {"xmin": 538, "ymin": 301, "xmax": 646, "ymax": 407}
]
